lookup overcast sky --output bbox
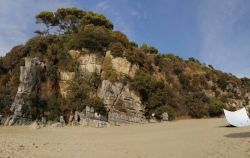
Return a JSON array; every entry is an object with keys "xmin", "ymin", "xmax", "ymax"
[{"xmin": 0, "ymin": 0, "xmax": 250, "ymax": 77}]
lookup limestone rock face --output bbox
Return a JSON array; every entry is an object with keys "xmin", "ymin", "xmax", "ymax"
[
  {"xmin": 98, "ymin": 80, "xmax": 145, "ymax": 124},
  {"xmin": 106, "ymin": 51, "xmax": 138, "ymax": 78},
  {"xmin": 59, "ymin": 71, "xmax": 75, "ymax": 97},
  {"xmin": 8, "ymin": 57, "xmax": 45, "ymax": 125},
  {"xmin": 78, "ymin": 54, "xmax": 103, "ymax": 74},
  {"xmin": 69, "ymin": 50, "xmax": 103, "ymax": 74}
]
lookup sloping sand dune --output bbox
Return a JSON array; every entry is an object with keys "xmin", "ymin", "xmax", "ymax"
[{"xmin": 0, "ymin": 118, "xmax": 250, "ymax": 158}]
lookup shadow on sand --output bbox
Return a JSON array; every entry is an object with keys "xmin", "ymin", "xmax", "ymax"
[
  {"xmin": 218, "ymin": 124, "xmax": 236, "ymax": 128},
  {"xmin": 225, "ymin": 132, "xmax": 250, "ymax": 138}
]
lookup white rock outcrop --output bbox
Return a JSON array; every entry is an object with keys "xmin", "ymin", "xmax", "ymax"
[
  {"xmin": 7, "ymin": 57, "xmax": 45, "ymax": 125},
  {"xmin": 59, "ymin": 71, "xmax": 75, "ymax": 97},
  {"xmin": 98, "ymin": 80, "xmax": 145, "ymax": 124},
  {"xmin": 106, "ymin": 51, "xmax": 138, "ymax": 78}
]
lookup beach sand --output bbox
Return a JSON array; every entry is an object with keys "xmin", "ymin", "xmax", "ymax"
[{"xmin": 0, "ymin": 118, "xmax": 250, "ymax": 158}]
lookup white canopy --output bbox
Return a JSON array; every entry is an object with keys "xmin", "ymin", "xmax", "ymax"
[{"xmin": 223, "ymin": 108, "xmax": 250, "ymax": 127}]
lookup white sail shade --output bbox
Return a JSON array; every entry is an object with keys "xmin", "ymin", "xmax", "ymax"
[{"xmin": 223, "ymin": 108, "xmax": 250, "ymax": 127}]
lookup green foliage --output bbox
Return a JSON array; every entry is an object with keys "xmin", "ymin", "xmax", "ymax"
[
  {"xmin": 22, "ymin": 92, "xmax": 47, "ymax": 119},
  {"xmin": 178, "ymin": 73, "xmax": 190, "ymax": 90},
  {"xmin": 67, "ymin": 25, "xmax": 112, "ymax": 51},
  {"xmin": 35, "ymin": 8, "xmax": 113, "ymax": 34},
  {"xmin": 0, "ymin": 88, "xmax": 13, "ymax": 114},
  {"xmin": 186, "ymin": 92, "xmax": 209, "ymax": 118},
  {"xmin": 131, "ymin": 70, "xmax": 173, "ymax": 117},
  {"xmin": 217, "ymin": 77, "xmax": 228, "ymax": 91},
  {"xmin": 36, "ymin": 8, "xmax": 85, "ymax": 34},
  {"xmin": 188, "ymin": 57, "xmax": 201, "ymax": 65},
  {"xmin": 46, "ymin": 64, "xmax": 58, "ymax": 82},
  {"xmin": 1, "ymin": 7, "xmax": 249, "ymax": 122},
  {"xmin": 109, "ymin": 42, "xmax": 125, "ymax": 57},
  {"xmin": 46, "ymin": 94, "xmax": 60, "ymax": 120},
  {"xmin": 36, "ymin": 11, "xmax": 57, "ymax": 34},
  {"xmin": 25, "ymin": 35, "xmax": 59, "ymax": 57},
  {"xmin": 63, "ymin": 74, "xmax": 105, "ymax": 115},
  {"xmin": 55, "ymin": 8, "xmax": 85, "ymax": 33},
  {"xmin": 112, "ymin": 31, "xmax": 129, "ymax": 47},
  {"xmin": 241, "ymin": 77, "xmax": 250, "ymax": 92},
  {"xmin": 82, "ymin": 12, "xmax": 113, "ymax": 30},
  {"xmin": 125, "ymin": 49, "xmax": 146, "ymax": 66},
  {"xmin": 0, "ymin": 57, "xmax": 5, "ymax": 75},
  {"xmin": 2, "ymin": 45, "xmax": 27, "ymax": 70},
  {"xmin": 101, "ymin": 54, "xmax": 118, "ymax": 81},
  {"xmin": 208, "ymin": 97, "xmax": 225, "ymax": 117},
  {"xmin": 85, "ymin": 97, "xmax": 106, "ymax": 114},
  {"xmin": 149, "ymin": 46, "xmax": 158, "ymax": 54},
  {"xmin": 140, "ymin": 43, "xmax": 158, "ymax": 54},
  {"xmin": 154, "ymin": 106, "xmax": 176, "ymax": 121},
  {"xmin": 66, "ymin": 77, "xmax": 91, "ymax": 111},
  {"xmin": 130, "ymin": 41, "xmax": 138, "ymax": 48}
]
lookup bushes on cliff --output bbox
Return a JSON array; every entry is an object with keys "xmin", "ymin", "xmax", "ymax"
[
  {"xmin": 85, "ymin": 97, "xmax": 106, "ymax": 115},
  {"xmin": 131, "ymin": 70, "xmax": 174, "ymax": 117},
  {"xmin": 140, "ymin": 43, "xmax": 158, "ymax": 54},
  {"xmin": 101, "ymin": 55, "xmax": 118, "ymax": 81},
  {"xmin": 125, "ymin": 49, "xmax": 146, "ymax": 66},
  {"xmin": 112, "ymin": 31, "xmax": 129, "ymax": 48},
  {"xmin": 66, "ymin": 77, "xmax": 91, "ymax": 111},
  {"xmin": 35, "ymin": 8, "xmax": 113, "ymax": 35},
  {"xmin": 82, "ymin": 12, "xmax": 113, "ymax": 30},
  {"xmin": 67, "ymin": 25, "xmax": 112, "ymax": 51},
  {"xmin": 178, "ymin": 73, "xmax": 190, "ymax": 90},
  {"xmin": 109, "ymin": 42, "xmax": 125, "ymax": 57},
  {"xmin": 154, "ymin": 105, "xmax": 176, "ymax": 121},
  {"xmin": 46, "ymin": 94, "xmax": 61, "ymax": 120},
  {"xmin": 208, "ymin": 97, "xmax": 225, "ymax": 117},
  {"xmin": 64, "ymin": 73, "xmax": 106, "ymax": 114},
  {"xmin": 186, "ymin": 92, "xmax": 209, "ymax": 118},
  {"xmin": 0, "ymin": 88, "xmax": 13, "ymax": 115},
  {"xmin": 241, "ymin": 77, "xmax": 250, "ymax": 92},
  {"xmin": 217, "ymin": 77, "xmax": 228, "ymax": 91},
  {"xmin": 1, "ymin": 45, "xmax": 27, "ymax": 71},
  {"xmin": 0, "ymin": 7, "xmax": 248, "ymax": 121}
]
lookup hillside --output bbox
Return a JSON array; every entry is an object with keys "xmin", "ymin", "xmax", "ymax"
[{"xmin": 0, "ymin": 8, "xmax": 250, "ymax": 125}]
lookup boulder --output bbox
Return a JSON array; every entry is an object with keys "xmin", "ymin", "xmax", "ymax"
[
  {"xmin": 30, "ymin": 121, "xmax": 41, "ymax": 130},
  {"xmin": 162, "ymin": 112, "xmax": 169, "ymax": 121},
  {"xmin": 60, "ymin": 116, "xmax": 65, "ymax": 127},
  {"xmin": 51, "ymin": 122, "xmax": 63, "ymax": 127}
]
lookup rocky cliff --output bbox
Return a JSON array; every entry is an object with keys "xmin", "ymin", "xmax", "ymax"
[
  {"xmin": 0, "ymin": 8, "xmax": 250, "ymax": 126},
  {"xmin": 57, "ymin": 50, "xmax": 145, "ymax": 125},
  {"xmin": 4, "ymin": 57, "xmax": 45, "ymax": 125}
]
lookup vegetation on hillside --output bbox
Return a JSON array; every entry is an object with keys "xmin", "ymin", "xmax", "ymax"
[{"xmin": 0, "ymin": 8, "xmax": 249, "ymax": 121}]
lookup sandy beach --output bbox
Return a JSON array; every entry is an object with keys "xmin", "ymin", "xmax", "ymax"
[{"xmin": 0, "ymin": 118, "xmax": 250, "ymax": 158}]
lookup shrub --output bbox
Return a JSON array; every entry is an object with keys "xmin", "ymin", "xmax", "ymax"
[
  {"xmin": 67, "ymin": 25, "xmax": 112, "ymax": 51},
  {"xmin": 187, "ymin": 101, "xmax": 209, "ymax": 118},
  {"xmin": 0, "ymin": 88, "xmax": 13, "ymax": 114},
  {"xmin": 154, "ymin": 105, "xmax": 176, "ymax": 121},
  {"xmin": 46, "ymin": 94, "xmax": 60, "ymax": 120},
  {"xmin": 66, "ymin": 77, "xmax": 91, "ymax": 111},
  {"xmin": 186, "ymin": 92, "xmax": 210, "ymax": 118},
  {"xmin": 82, "ymin": 11, "xmax": 113, "ymax": 30},
  {"xmin": 217, "ymin": 77, "xmax": 228, "ymax": 91},
  {"xmin": 101, "ymin": 54, "xmax": 118, "ymax": 81},
  {"xmin": 208, "ymin": 97, "xmax": 225, "ymax": 117},
  {"xmin": 112, "ymin": 31, "xmax": 129, "ymax": 47},
  {"xmin": 86, "ymin": 97, "xmax": 106, "ymax": 115},
  {"xmin": 109, "ymin": 42, "xmax": 125, "ymax": 57},
  {"xmin": 178, "ymin": 74, "xmax": 190, "ymax": 90}
]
